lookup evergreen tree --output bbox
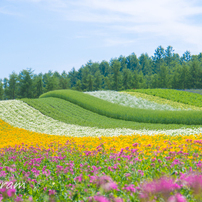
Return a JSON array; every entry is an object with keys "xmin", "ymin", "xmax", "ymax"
[
  {"xmin": 99, "ymin": 61, "xmax": 110, "ymax": 77},
  {"xmin": 189, "ymin": 60, "xmax": 201, "ymax": 88},
  {"xmin": 158, "ymin": 64, "xmax": 169, "ymax": 88},
  {"xmin": 118, "ymin": 55, "xmax": 127, "ymax": 71},
  {"xmin": 81, "ymin": 67, "xmax": 90, "ymax": 91},
  {"xmin": 18, "ymin": 69, "xmax": 33, "ymax": 98},
  {"xmin": 86, "ymin": 74, "xmax": 94, "ymax": 91},
  {"xmin": 59, "ymin": 71, "xmax": 70, "ymax": 89},
  {"xmin": 104, "ymin": 76, "xmax": 112, "ymax": 90},
  {"xmin": 3, "ymin": 78, "xmax": 9, "ymax": 100},
  {"xmin": 75, "ymin": 80, "xmax": 82, "ymax": 91},
  {"xmin": 131, "ymin": 70, "xmax": 139, "ymax": 89},
  {"xmin": 94, "ymin": 71, "xmax": 102, "ymax": 90},
  {"xmin": 69, "ymin": 67, "xmax": 78, "ymax": 88},
  {"xmin": 0, "ymin": 79, "xmax": 3, "ymax": 100},
  {"xmin": 34, "ymin": 74, "xmax": 43, "ymax": 97},
  {"xmin": 122, "ymin": 68, "xmax": 132, "ymax": 90},
  {"xmin": 139, "ymin": 53, "xmax": 152, "ymax": 75},
  {"xmin": 152, "ymin": 46, "xmax": 165, "ymax": 73},
  {"xmin": 164, "ymin": 46, "xmax": 174, "ymax": 67},
  {"xmin": 111, "ymin": 60, "xmax": 121, "ymax": 90},
  {"xmin": 181, "ymin": 51, "xmax": 191, "ymax": 63},
  {"xmin": 126, "ymin": 53, "xmax": 139, "ymax": 71},
  {"xmin": 7, "ymin": 72, "xmax": 18, "ymax": 99}
]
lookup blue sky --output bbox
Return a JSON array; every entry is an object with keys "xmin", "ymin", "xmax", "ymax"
[{"xmin": 1, "ymin": 0, "xmax": 202, "ymax": 79}]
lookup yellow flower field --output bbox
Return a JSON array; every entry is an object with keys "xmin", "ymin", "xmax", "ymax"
[{"xmin": 1, "ymin": 118, "xmax": 202, "ymax": 156}]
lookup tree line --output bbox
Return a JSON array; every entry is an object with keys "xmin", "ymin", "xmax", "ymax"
[{"xmin": 0, "ymin": 45, "xmax": 202, "ymax": 100}]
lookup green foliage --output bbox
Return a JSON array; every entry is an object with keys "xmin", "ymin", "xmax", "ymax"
[
  {"xmin": 0, "ymin": 79, "xmax": 3, "ymax": 100},
  {"xmin": 129, "ymin": 89, "xmax": 202, "ymax": 108},
  {"xmin": 39, "ymin": 89, "xmax": 202, "ymax": 125},
  {"xmin": 22, "ymin": 97, "xmax": 194, "ymax": 130},
  {"xmin": 1, "ymin": 45, "xmax": 202, "ymax": 99},
  {"xmin": 18, "ymin": 69, "xmax": 34, "ymax": 98}
]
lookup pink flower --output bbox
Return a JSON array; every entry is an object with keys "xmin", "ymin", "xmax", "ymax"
[
  {"xmin": 113, "ymin": 198, "xmax": 123, "ymax": 202},
  {"xmin": 49, "ymin": 189, "xmax": 56, "ymax": 196},
  {"xmin": 28, "ymin": 196, "xmax": 33, "ymax": 202},
  {"xmin": 7, "ymin": 188, "xmax": 16, "ymax": 197},
  {"xmin": 93, "ymin": 196, "xmax": 110, "ymax": 202},
  {"xmin": 168, "ymin": 193, "xmax": 187, "ymax": 202},
  {"xmin": 14, "ymin": 195, "xmax": 23, "ymax": 202},
  {"xmin": 124, "ymin": 184, "xmax": 136, "ymax": 193},
  {"xmin": 102, "ymin": 182, "xmax": 119, "ymax": 192}
]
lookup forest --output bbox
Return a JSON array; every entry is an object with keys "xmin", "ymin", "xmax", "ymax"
[{"xmin": 0, "ymin": 45, "xmax": 202, "ymax": 100}]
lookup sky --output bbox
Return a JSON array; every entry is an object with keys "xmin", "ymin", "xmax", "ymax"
[{"xmin": 1, "ymin": 0, "xmax": 202, "ymax": 79}]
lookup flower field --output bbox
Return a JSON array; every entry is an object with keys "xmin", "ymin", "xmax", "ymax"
[
  {"xmin": 0, "ymin": 119, "xmax": 202, "ymax": 201},
  {"xmin": 85, "ymin": 91, "xmax": 181, "ymax": 111},
  {"xmin": 130, "ymin": 89, "xmax": 202, "ymax": 108},
  {"xmin": 1, "ymin": 89, "xmax": 202, "ymax": 201},
  {"xmin": 39, "ymin": 90, "xmax": 202, "ymax": 125}
]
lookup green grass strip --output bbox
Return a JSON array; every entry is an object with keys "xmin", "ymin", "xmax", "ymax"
[
  {"xmin": 126, "ymin": 89, "xmax": 202, "ymax": 107},
  {"xmin": 22, "ymin": 97, "xmax": 200, "ymax": 130},
  {"xmin": 39, "ymin": 90, "xmax": 202, "ymax": 125}
]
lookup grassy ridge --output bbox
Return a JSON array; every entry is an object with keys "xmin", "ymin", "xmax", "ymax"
[
  {"xmin": 22, "ymin": 97, "xmax": 196, "ymax": 130},
  {"xmin": 127, "ymin": 89, "xmax": 202, "ymax": 107},
  {"xmin": 39, "ymin": 90, "xmax": 202, "ymax": 125},
  {"xmin": 123, "ymin": 91, "xmax": 202, "ymax": 111}
]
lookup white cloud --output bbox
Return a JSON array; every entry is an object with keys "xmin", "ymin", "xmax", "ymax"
[
  {"xmin": 51, "ymin": 0, "xmax": 202, "ymax": 50},
  {"xmin": 5, "ymin": 0, "xmax": 202, "ymax": 51}
]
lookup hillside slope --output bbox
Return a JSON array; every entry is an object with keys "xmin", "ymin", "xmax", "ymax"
[
  {"xmin": 128, "ymin": 89, "xmax": 202, "ymax": 107},
  {"xmin": 22, "ymin": 97, "xmax": 195, "ymax": 130},
  {"xmin": 39, "ymin": 90, "xmax": 202, "ymax": 125}
]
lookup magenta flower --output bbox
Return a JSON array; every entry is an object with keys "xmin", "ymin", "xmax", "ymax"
[
  {"xmin": 49, "ymin": 189, "xmax": 56, "ymax": 196},
  {"xmin": 93, "ymin": 196, "xmax": 110, "ymax": 202},
  {"xmin": 180, "ymin": 173, "xmax": 202, "ymax": 195},
  {"xmin": 124, "ymin": 184, "xmax": 136, "ymax": 193},
  {"xmin": 102, "ymin": 182, "xmax": 119, "ymax": 192},
  {"xmin": 168, "ymin": 193, "xmax": 187, "ymax": 202},
  {"xmin": 7, "ymin": 188, "xmax": 16, "ymax": 197}
]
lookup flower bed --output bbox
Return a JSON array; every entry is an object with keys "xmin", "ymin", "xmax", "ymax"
[{"xmin": 0, "ymin": 119, "xmax": 202, "ymax": 201}]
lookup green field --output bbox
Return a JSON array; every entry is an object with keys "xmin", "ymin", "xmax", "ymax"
[
  {"xmin": 38, "ymin": 89, "xmax": 202, "ymax": 125},
  {"xmin": 22, "ymin": 97, "xmax": 199, "ymax": 130},
  {"xmin": 127, "ymin": 88, "xmax": 202, "ymax": 107}
]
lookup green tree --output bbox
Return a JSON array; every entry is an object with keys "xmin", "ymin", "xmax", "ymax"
[
  {"xmin": 86, "ymin": 74, "xmax": 94, "ymax": 91},
  {"xmin": 43, "ymin": 71, "xmax": 59, "ymax": 92},
  {"xmin": 3, "ymin": 78, "xmax": 9, "ymax": 100},
  {"xmin": 118, "ymin": 55, "xmax": 127, "ymax": 71},
  {"xmin": 18, "ymin": 69, "xmax": 33, "ymax": 98},
  {"xmin": 139, "ymin": 53, "xmax": 152, "ymax": 75},
  {"xmin": 152, "ymin": 46, "xmax": 165, "ymax": 73},
  {"xmin": 33, "ymin": 74, "xmax": 43, "ymax": 98},
  {"xmin": 5, "ymin": 72, "xmax": 19, "ymax": 99},
  {"xmin": 164, "ymin": 46, "xmax": 174, "ymax": 67},
  {"xmin": 75, "ymin": 80, "xmax": 82, "ymax": 91},
  {"xmin": 94, "ymin": 71, "xmax": 102, "ymax": 90},
  {"xmin": 81, "ymin": 67, "xmax": 90, "ymax": 91},
  {"xmin": 104, "ymin": 76, "xmax": 112, "ymax": 90},
  {"xmin": 189, "ymin": 60, "xmax": 202, "ymax": 88},
  {"xmin": 158, "ymin": 64, "xmax": 169, "ymax": 88},
  {"xmin": 99, "ymin": 61, "xmax": 110, "ymax": 77},
  {"xmin": 126, "ymin": 53, "xmax": 140, "ymax": 71},
  {"xmin": 69, "ymin": 68, "xmax": 78, "ymax": 88},
  {"xmin": 0, "ymin": 79, "xmax": 3, "ymax": 100},
  {"xmin": 59, "ymin": 71, "xmax": 70, "ymax": 89},
  {"xmin": 122, "ymin": 68, "xmax": 132, "ymax": 90},
  {"xmin": 150, "ymin": 74, "xmax": 159, "ymax": 88},
  {"xmin": 131, "ymin": 70, "xmax": 139, "ymax": 89},
  {"xmin": 138, "ymin": 72, "xmax": 147, "ymax": 89},
  {"xmin": 181, "ymin": 50, "xmax": 191, "ymax": 63},
  {"xmin": 111, "ymin": 60, "xmax": 121, "ymax": 90}
]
